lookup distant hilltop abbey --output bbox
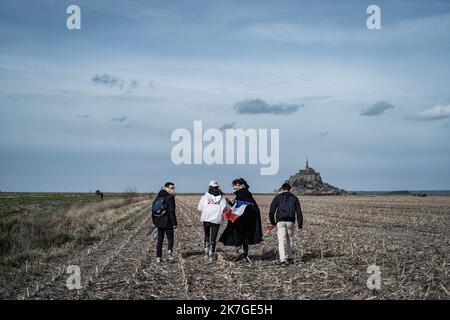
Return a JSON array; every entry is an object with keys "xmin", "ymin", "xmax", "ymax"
[{"xmin": 280, "ymin": 158, "xmax": 345, "ymax": 195}]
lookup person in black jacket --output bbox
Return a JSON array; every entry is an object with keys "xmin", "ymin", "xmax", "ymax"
[
  {"xmin": 219, "ymin": 178, "xmax": 263, "ymax": 262},
  {"xmin": 152, "ymin": 182, "xmax": 178, "ymax": 263},
  {"xmin": 269, "ymin": 183, "xmax": 303, "ymax": 265}
]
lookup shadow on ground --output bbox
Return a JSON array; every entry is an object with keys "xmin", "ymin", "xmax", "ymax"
[{"xmin": 250, "ymin": 248, "xmax": 277, "ymax": 261}]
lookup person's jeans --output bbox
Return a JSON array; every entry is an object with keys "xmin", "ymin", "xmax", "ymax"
[
  {"xmin": 157, "ymin": 228, "xmax": 174, "ymax": 258},
  {"xmin": 277, "ymin": 221, "xmax": 295, "ymax": 262},
  {"xmin": 203, "ymin": 222, "xmax": 220, "ymax": 255}
]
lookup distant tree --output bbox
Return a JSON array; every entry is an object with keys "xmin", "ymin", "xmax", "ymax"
[
  {"xmin": 124, "ymin": 187, "xmax": 138, "ymax": 205},
  {"xmin": 95, "ymin": 190, "xmax": 104, "ymax": 200}
]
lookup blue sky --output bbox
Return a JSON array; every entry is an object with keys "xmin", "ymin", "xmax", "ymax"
[{"xmin": 1, "ymin": 0, "xmax": 450, "ymax": 192}]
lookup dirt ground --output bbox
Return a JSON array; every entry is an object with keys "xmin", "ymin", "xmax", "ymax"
[{"xmin": 1, "ymin": 194, "xmax": 449, "ymax": 300}]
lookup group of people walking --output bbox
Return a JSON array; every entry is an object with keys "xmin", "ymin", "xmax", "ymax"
[{"xmin": 151, "ymin": 179, "xmax": 303, "ymax": 265}]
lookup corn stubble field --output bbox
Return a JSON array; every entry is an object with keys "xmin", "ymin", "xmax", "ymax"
[{"xmin": 0, "ymin": 193, "xmax": 449, "ymax": 300}]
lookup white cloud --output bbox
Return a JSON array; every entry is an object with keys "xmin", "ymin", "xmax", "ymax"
[
  {"xmin": 409, "ymin": 105, "xmax": 450, "ymax": 121},
  {"xmin": 242, "ymin": 14, "xmax": 450, "ymax": 47}
]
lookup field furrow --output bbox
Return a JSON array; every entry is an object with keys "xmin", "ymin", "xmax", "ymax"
[{"xmin": 1, "ymin": 194, "xmax": 449, "ymax": 300}]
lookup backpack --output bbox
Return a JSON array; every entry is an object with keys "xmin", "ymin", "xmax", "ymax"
[
  {"xmin": 277, "ymin": 194, "xmax": 296, "ymax": 220},
  {"xmin": 151, "ymin": 195, "xmax": 168, "ymax": 217}
]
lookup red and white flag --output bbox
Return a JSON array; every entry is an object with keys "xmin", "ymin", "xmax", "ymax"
[{"xmin": 222, "ymin": 200, "xmax": 253, "ymax": 223}]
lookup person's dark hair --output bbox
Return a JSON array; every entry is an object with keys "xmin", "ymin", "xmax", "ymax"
[
  {"xmin": 232, "ymin": 178, "xmax": 249, "ymax": 189},
  {"xmin": 281, "ymin": 182, "xmax": 291, "ymax": 191},
  {"xmin": 164, "ymin": 182, "xmax": 175, "ymax": 188}
]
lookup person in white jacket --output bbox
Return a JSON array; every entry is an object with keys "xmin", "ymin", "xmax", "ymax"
[{"xmin": 197, "ymin": 180, "xmax": 228, "ymax": 263}]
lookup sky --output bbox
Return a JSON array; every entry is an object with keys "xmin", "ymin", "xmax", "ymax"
[{"xmin": 1, "ymin": 0, "xmax": 450, "ymax": 193}]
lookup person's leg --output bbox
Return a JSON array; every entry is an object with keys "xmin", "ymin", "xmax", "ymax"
[
  {"xmin": 243, "ymin": 244, "xmax": 249, "ymax": 256},
  {"xmin": 210, "ymin": 223, "xmax": 220, "ymax": 257},
  {"xmin": 166, "ymin": 228, "xmax": 174, "ymax": 252},
  {"xmin": 234, "ymin": 222, "xmax": 245, "ymax": 258},
  {"xmin": 286, "ymin": 222, "xmax": 295, "ymax": 260},
  {"xmin": 166, "ymin": 228, "xmax": 174, "ymax": 261},
  {"xmin": 203, "ymin": 222, "xmax": 211, "ymax": 257},
  {"xmin": 234, "ymin": 244, "xmax": 246, "ymax": 262},
  {"xmin": 277, "ymin": 222, "xmax": 287, "ymax": 262},
  {"xmin": 156, "ymin": 228, "xmax": 165, "ymax": 259}
]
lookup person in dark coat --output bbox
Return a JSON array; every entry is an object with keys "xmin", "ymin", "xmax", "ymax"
[
  {"xmin": 219, "ymin": 178, "xmax": 263, "ymax": 262},
  {"xmin": 152, "ymin": 182, "xmax": 177, "ymax": 263},
  {"xmin": 269, "ymin": 182, "xmax": 303, "ymax": 265}
]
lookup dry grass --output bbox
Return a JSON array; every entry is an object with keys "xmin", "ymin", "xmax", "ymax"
[{"xmin": 0, "ymin": 193, "xmax": 149, "ymax": 266}]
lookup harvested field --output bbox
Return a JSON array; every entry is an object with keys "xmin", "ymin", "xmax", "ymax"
[{"xmin": 0, "ymin": 194, "xmax": 449, "ymax": 300}]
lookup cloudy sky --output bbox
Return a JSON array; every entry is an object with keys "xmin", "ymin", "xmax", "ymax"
[{"xmin": 1, "ymin": 0, "xmax": 450, "ymax": 192}]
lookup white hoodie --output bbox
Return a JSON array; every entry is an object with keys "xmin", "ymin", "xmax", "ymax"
[{"xmin": 197, "ymin": 192, "xmax": 227, "ymax": 224}]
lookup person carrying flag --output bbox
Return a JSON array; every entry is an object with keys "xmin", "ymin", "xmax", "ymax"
[
  {"xmin": 219, "ymin": 178, "xmax": 263, "ymax": 262},
  {"xmin": 269, "ymin": 182, "xmax": 303, "ymax": 265},
  {"xmin": 197, "ymin": 180, "xmax": 228, "ymax": 263}
]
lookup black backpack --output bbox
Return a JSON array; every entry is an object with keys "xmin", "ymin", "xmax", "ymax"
[
  {"xmin": 151, "ymin": 195, "xmax": 168, "ymax": 217},
  {"xmin": 277, "ymin": 194, "xmax": 296, "ymax": 220}
]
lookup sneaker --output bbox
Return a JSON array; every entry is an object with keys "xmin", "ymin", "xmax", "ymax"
[
  {"xmin": 234, "ymin": 248, "xmax": 247, "ymax": 262},
  {"xmin": 279, "ymin": 260, "xmax": 288, "ymax": 266},
  {"xmin": 208, "ymin": 256, "xmax": 215, "ymax": 263},
  {"xmin": 156, "ymin": 257, "xmax": 161, "ymax": 263},
  {"xmin": 167, "ymin": 250, "xmax": 174, "ymax": 262}
]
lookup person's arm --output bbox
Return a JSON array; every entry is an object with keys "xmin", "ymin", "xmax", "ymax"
[
  {"xmin": 295, "ymin": 197, "xmax": 303, "ymax": 229},
  {"xmin": 222, "ymin": 197, "xmax": 229, "ymax": 212},
  {"xmin": 269, "ymin": 195, "xmax": 279, "ymax": 226},
  {"xmin": 172, "ymin": 211, "xmax": 178, "ymax": 228},
  {"xmin": 225, "ymin": 197, "xmax": 234, "ymax": 207},
  {"xmin": 167, "ymin": 196, "xmax": 178, "ymax": 227},
  {"xmin": 197, "ymin": 196, "xmax": 205, "ymax": 212}
]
